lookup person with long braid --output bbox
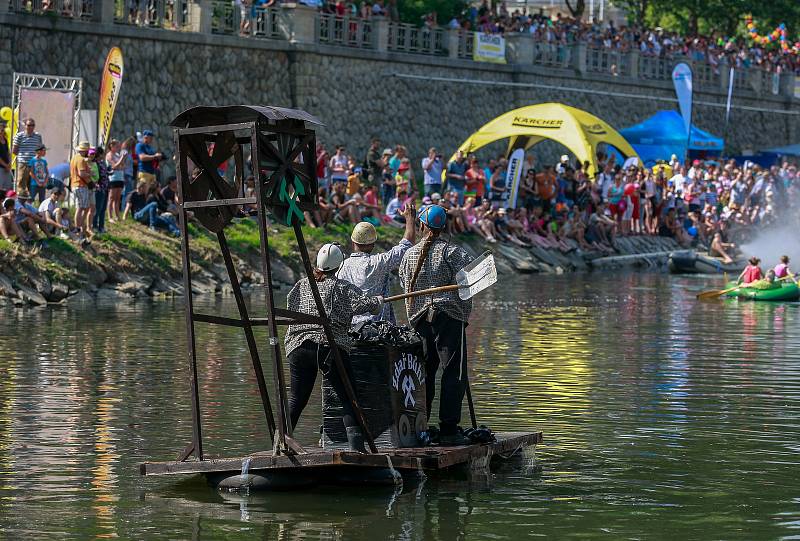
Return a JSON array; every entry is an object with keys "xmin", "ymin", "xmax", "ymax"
[{"xmin": 398, "ymin": 204, "xmax": 474, "ymax": 446}]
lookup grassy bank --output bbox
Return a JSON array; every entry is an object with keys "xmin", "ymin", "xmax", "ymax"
[{"xmin": 0, "ymin": 217, "xmax": 407, "ymax": 303}]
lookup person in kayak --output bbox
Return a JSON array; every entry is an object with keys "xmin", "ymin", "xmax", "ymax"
[
  {"xmin": 399, "ymin": 204, "xmax": 474, "ymax": 446},
  {"xmin": 737, "ymin": 256, "xmax": 762, "ymax": 285},
  {"xmin": 284, "ymin": 243, "xmax": 383, "ymax": 452},
  {"xmin": 336, "ymin": 202, "xmax": 415, "ymax": 326},
  {"xmin": 774, "ymin": 256, "xmax": 792, "ymax": 279}
]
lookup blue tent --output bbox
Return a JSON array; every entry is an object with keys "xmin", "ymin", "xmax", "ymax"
[{"xmin": 619, "ymin": 110, "xmax": 724, "ymax": 166}]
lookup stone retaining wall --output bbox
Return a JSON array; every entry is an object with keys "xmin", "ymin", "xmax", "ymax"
[{"xmin": 1, "ymin": 13, "xmax": 797, "ymax": 170}]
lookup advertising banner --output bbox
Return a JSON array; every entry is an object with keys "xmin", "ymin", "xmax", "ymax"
[
  {"xmin": 473, "ymin": 32, "xmax": 506, "ymax": 64},
  {"xmin": 671, "ymin": 62, "xmax": 693, "ymax": 136},
  {"xmin": 503, "ymin": 148, "xmax": 524, "ymax": 208},
  {"xmin": 19, "ymin": 88, "xmax": 75, "ymax": 170},
  {"xmin": 98, "ymin": 47, "xmax": 124, "ymax": 147}
]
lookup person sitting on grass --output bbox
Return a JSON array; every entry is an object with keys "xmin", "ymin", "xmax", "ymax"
[
  {"xmin": 330, "ymin": 180, "xmax": 361, "ymax": 224},
  {"xmin": 122, "ymin": 180, "xmax": 180, "ymax": 237},
  {"xmin": 38, "ymin": 187, "xmax": 73, "ymax": 239},
  {"xmin": 0, "ymin": 197, "xmax": 29, "ymax": 243},
  {"xmin": 9, "ymin": 192, "xmax": 48, "ymax": 240}
]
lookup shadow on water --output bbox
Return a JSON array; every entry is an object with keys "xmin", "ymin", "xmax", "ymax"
[{"xmin": 2, "ymin": 273, "xmax": 800, "ymax": 539}]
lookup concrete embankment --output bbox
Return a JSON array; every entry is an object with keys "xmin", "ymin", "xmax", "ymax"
[{"xmin": 0, "ymin": 221, "xmax": 681, "ymax": 308}]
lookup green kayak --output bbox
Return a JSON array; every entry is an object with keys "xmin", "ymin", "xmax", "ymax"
[{"xmin": 725, "ymin": 281, "xmax": 800, "ymax": 301}]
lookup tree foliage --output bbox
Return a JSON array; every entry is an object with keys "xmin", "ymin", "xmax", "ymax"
[
  {"xmin": 397, "ymin": 0, "xmax": 466, "ymax": 25},
  {"xmin": 611, "ymin": 0, "xmax": 800, "ymax": 38}
]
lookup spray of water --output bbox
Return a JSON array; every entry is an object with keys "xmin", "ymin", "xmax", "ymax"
[{"xmin": 740, "ymin": 223, "xmax": 800, "ymax": 271}]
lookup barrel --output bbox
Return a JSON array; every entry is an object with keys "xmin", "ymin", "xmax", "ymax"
[{"xmin": 321, "ymin": 322, "xmax": 427, "ymax": 448}]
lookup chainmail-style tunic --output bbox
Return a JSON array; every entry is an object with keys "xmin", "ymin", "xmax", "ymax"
[
  {"xmin": 284, "ymin": 277, "xmax": 382, "ymax": 356},
  {"xmin": 398, "ymin": 238, "xmax": 473, "ymax": 326}
]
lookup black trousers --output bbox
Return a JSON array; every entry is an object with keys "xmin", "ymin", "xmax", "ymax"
[
  {"xmin": 288, "ymin": 341, "xmax": 358, "ymax": 430},
  {"xmin": 414, "ymin": 312, "xmax": 467, "ymax": 435}
]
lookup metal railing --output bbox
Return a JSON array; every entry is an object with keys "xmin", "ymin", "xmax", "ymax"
[
  {"xmin": 457, "ymin": 30, "xmax": 473, "ymax": 59},
  {"xmin": 387, "ymin": 22, "xmax": 444, "ymax": 56},
  {"xmin": 209, "ymin": 1, "xmax": 281, "ymax": 39},
  {"xmin": 693, "ymin": 62, "xmax": 719, "ymax": 87},
  {"xmin": 316, "ymin": 13, "xmax": 374, "ymax": 49},
  {"xmin": 9, "ymin": 0, "xmax": 94, "ymax": 20},
  {"xmin": 532, "ymin": 41, "xmax": 572, "ymax": 69},
  {"xmin": 586, "ymin": 47, "xmax": 629, "ymax": 77},
  {"xmin": 638, "ymin": 55, "xmax": 671, "ymax": 80},
  {"xmin": 114, "ymin": 0, "xmax": 191, "ymax": 28}
]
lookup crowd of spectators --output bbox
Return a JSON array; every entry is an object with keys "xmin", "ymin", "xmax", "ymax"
[
  {"xmin": 1, "ymin": 116, "xmax": 797, "ymax": 267},
  {"xmin": 318, "ymin": 0, "xmax": 799, "ymax": 74},
  {"xmin": 0, "ymin": 118, "xmax": 179, "ymax": 246}
]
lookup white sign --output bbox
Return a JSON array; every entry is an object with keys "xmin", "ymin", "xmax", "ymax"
[
  {"xmin": 503, "ymin": 148, "xmax": 524, "ymax": 208},
  {"xmin": 672, "ymin": 62, "xmax": 693, "ymax": 136},
  {"xmin": 473, "ymin": 32, "xmax": 506, "ymax": 64}
]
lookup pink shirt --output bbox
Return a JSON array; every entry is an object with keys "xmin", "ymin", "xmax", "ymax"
[{"xmin": 774, "ymin": 263, "xmax": 789, "ymax": 278}]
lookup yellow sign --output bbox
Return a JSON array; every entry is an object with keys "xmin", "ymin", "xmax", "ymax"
[
  {"xmin": 473, "ymin": 32, "xmax": 506, "ymax": 64},
  {"xmin": 98, "ymin": 47, "xmax": 124, "ymax": 147}
]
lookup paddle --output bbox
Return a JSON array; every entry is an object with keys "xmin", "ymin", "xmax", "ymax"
[
  {"xmin": 384, "ymin": 251, "xmax": 498, "ymax": 303},
  {"xmin": 697, "ymin": 274, "xmax": 792, "ymax": 300}
]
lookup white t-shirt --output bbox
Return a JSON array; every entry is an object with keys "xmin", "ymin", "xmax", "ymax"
[
  {"xmin": 39, "ymin": 198, "xmax": 57, "ymax": 215},
  {"xmin": 670, "ymin": 173, "xmax": 686, "ymax": 193},
  {"xmin": 329, "ymin": 154, "xmax": 348, "ymax": 182}
]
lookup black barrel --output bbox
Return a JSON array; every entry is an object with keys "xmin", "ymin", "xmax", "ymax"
[{"xmin": 322, "ymin": 322, "xmax": 427, "ymax": 448}]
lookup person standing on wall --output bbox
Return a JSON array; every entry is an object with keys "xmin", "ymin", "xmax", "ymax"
[
  {"xmin": 399, "ymin": 204, "xmax": 474, "ymax": 446},
  {"xmin": 284, "ymin": 243, "xmax": 384, "ymax": 452},
  {"xmin": 12, "ymin": 118, "xmax": 43, "ymax": 200},
  {"xmin": 337, "ymin": 201, "xmax": 416, "ymax": 326},
  {"xmin": 135, "ymin": 130, "xmax": 162, "ymax": 187}
]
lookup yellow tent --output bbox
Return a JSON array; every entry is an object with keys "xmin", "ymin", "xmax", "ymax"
[{"xmin": 449, "ymin": 103, "xmax": 639, "ymax": 177}]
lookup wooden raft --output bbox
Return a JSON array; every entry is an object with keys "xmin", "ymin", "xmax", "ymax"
[{"xmin": 140, "ymin": 432, "xmax": 542, "ymax": 477}]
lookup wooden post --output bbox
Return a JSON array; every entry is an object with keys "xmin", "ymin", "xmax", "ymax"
[
  {"xmin": 250, "ymin": 121, "xmax": 292, "ymax": 451},
  {"xmin": 174, "ymin": 130, "xmax": 204, "ymax": 461}
]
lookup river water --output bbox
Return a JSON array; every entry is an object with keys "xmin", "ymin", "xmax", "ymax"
[{"xmin": 2, "ymin": 272, "xmax": 800, "ymax": 539}]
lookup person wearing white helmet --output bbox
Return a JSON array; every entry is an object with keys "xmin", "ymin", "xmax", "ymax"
[
  {"xmin": 337, "ymin": 201, "xmax": 416, "ymax": 325},
  {"xmin": 399, "ymin": 204, "xmax": 474, "ymax": 446},
  {"xmin": 284, "ymin": 243, "xmax": 384, "ymax": 452}
]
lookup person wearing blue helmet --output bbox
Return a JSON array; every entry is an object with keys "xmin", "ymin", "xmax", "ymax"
[{"xmin": 399, "ymin": 202, "xmax": 474, "ymax": 446}]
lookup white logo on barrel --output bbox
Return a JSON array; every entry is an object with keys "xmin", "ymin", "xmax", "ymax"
[{"xmin": 392, "ymin": 353, "xmax": 423, "ymax": 410}]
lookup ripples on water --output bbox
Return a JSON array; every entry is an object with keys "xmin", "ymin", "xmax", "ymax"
[{"xmin": 2, "ymin": 273, "xmax": 800, "ymax": 539}]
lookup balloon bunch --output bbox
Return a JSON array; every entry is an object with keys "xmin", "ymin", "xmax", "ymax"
[
  {"xmin": 0, "ymin": 106, "xmax": 17, "ymax": 148},
  {"xmin": 745, "ymin": 16, "xmax": 800, "ymax": 55}
]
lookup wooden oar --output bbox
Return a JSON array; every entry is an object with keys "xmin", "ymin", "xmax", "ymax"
[
  {"xmin": 384, "ymin": 251, "xmax": 497, "ymax": 303},
  {"xmin": 697, "ymin": 274, "xmax": 792, "ymax": 300}
]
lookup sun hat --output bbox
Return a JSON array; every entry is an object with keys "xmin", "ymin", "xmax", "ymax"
[
  {"xmin": 382, "ymin": 148, "xmax": 392, "ymax": 156},
  {"xmin": 76, "ymin": 141, "xmax": 90, "ymax": 152},
  {"xmin": 430, "ymin": 192, "xmax": 441, "ymax": 201},
  {"xmin": 316, "ymin": 243, "xmax": 344, "ymax": 272},
  {"xmin": 351, "ymin": 221, "xmax": 378, "ymax": 245},
  {"xmin": 560, "ymin": 155, "xmax": 569, "ymax": 163}
]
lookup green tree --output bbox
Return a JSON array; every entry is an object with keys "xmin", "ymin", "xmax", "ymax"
[{"xmin": 398, "ymin": 0, "xmax": 467, "ymax": 25}]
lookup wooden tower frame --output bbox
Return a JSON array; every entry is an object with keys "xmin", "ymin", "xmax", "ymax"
[{"xmin": 170, "ymin": 105, "xmax": 377, "ymax": 460}]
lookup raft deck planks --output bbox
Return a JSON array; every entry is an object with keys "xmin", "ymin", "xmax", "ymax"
[{"xmin": 140, "ymin": 431, "xmax": 542, "ymax": 477}]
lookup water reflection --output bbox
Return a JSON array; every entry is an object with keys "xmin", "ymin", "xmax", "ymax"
[{"xmin": 1, "ymin": 273, "xmax": 800, "ymax": 539}]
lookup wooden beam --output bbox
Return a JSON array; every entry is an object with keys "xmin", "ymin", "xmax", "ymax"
[
  {"xmin": 140, "ymin": 432, "xmax": 542, "ymax": 476},
  {"xmin": 183, "ymin": 197, "xmax": 256, "ymax": 209}
]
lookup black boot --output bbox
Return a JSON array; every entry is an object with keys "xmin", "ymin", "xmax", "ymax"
[{"xmin": 345, "ymin": 426, "xmax": 367, "ymax": 453}]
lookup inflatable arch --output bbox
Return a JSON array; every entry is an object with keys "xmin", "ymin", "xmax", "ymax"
[{"xmin": 449, "ymin": 103, "xmax": 639, "ymax": 177}]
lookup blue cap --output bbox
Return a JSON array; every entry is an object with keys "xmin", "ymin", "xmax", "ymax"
[
  {"xmin": 142, "ymin": 130, "xmax": 154, "ymax": 136},
  {"xmin": 417, "ymin": 204, "xmax": 447, "ymax": 229}
]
